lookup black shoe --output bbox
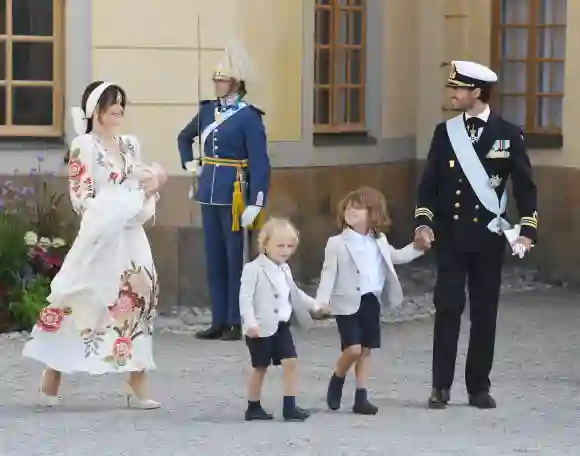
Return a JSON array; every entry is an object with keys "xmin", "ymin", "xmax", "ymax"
[
  {"xmin": 221, "ymin": 325, "xmax": 242, "ymax": 341},
  {"xmin": 195, "ymin": 325, "xmax": 224, "ymax": 340},
  {"xmin": 352, "ymin": 388, "xmax": 378, "ymax": 415},
  {"xmin": 428, "ymin": 388, "xmax": 450, "ymax": 409},
  {"xmin": 283, "ymin": 406, "xmax": 310, "ymax": 422},
  {"xmin": 468, "ymin": 392, "xmax": 496, "ymax": 409},
  {"xmin": 326, "ymin": 374, "xmax": 345, "ymax": 411},
  {"xmin": 245, "ymin": 406, "xmax": 274, "ymax": 421}
]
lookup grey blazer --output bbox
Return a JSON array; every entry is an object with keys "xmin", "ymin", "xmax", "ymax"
[
  {"xmin": 239, "ymin": 254, "xmax": 320, "ymax": 338},
  {"xmin": 316, "ymin": 231, "xmax": 423, "ymax": 315}
]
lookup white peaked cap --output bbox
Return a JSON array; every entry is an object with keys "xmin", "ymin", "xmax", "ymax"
[{"xmin": 447, "ymin": 61, "xmax": 498, "ymax": 88}]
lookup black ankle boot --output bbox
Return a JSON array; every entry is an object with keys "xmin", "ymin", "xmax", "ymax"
[
  {"xmin": 282, "ymin": 396, "xmax": 310, "ymax": 422},
  {"xmin": 352, "ymin": 388, "xmax": 378, "ymax": 415},
  {"xmin": 326, "ymin": 374, "xmax": 345, "ymax": 411},
  {"xmin": 245, "ymin": 401, "xmax": 274, "ymax": 421},
  {"xmin": 468, "ymin": 392, "xmax": 496, "ymax": 409}
]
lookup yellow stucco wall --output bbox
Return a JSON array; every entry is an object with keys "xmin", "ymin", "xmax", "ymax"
[{"xmin": 91, "ymin": 0, "xmax": 302, "ymax": 176}]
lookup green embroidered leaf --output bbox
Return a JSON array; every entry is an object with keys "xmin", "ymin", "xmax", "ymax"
[{"xmin": 69, "ymin": 147, "xmax": 81, "ymax": 159}]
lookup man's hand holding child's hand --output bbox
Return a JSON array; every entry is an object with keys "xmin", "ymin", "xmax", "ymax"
[{"xmin": 246, "ymin": 327, "xmax": 260, "ymax": 338}]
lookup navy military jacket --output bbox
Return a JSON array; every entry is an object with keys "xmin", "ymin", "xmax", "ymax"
[
  {"xmin": 415, "ymin": 111, "xmax": 538, "ymax": 251},
  {"xmin": 177, "ymin": 100, "xmax": 270, "ymax": 207}
]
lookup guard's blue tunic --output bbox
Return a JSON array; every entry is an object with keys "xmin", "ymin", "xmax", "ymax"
[{"xmin": 177, "ymin": 99, "xmax": 270, "ymax": 326}]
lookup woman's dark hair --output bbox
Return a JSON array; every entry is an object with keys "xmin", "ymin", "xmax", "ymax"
[
  {"xmin": 81, "ymin": 80, "xmax": 127, "ymax": 134},
  {"xmin": 64, "ymin": 81, "xmax": 127, "ymax": 164}
]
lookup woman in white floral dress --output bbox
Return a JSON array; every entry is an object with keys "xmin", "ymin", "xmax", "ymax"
[{"xmin": 22, "ymin": 81, "xmax": 167, "ymax": 409}]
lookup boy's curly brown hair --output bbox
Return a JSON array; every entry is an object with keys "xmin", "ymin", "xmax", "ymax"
[{"xmin": 336, "ymin": 186, "xmax": 391, "ymax": 238}]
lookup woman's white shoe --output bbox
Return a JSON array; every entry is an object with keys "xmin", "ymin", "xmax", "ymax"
[
  {"xmin": 122, "ymin": 384, "xmax": 161, "ymax": 410},
  {"xmin": 38, "ymin": 369, "xmax": 62, "ymax": 407}
]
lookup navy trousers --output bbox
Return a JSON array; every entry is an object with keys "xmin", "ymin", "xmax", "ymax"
[{"xmin": 201, "ymin": 204, "xmax": 243, "ymax": 326}]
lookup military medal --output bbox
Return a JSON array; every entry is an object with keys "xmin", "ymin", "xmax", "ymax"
[
  {"xmin": 468, "ymin": 124, "xmax": 479, "ymax": 143},
  {"xmin": 488, "ymin": 175, "xmax": 502, "ymax": 188}
]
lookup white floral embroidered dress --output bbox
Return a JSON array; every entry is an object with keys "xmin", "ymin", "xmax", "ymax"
[{"xmin": 22, "ymin": 134, "xmax": 159, "ymax": 375}]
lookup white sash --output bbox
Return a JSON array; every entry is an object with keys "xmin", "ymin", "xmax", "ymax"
[
  {"xmin": 199, "ymin": 102, "xmax": 248, "ymax": 156},
  {"xmin": 446, "ymin": 114, "xmax": 510, "ymax": 233}
]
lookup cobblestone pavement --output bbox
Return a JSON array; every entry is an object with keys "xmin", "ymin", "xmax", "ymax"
[{"xmin": 1, "ymin": 287, "xmax": 579, "ymax": 455}]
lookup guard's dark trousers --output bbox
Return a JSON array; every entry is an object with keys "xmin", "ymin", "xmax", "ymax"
[{"xmin": 431, "ymin": 237, "xmax": 505, "ymax": 395}]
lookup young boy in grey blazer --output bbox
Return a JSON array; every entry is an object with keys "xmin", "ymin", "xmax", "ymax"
[
  {"xmin": 316, "ymin": 187, "xmax": 427, "ymax": 415},
  {"xmin": 239, "ymin": 217, "xmax": 330, "ymax": 422}
]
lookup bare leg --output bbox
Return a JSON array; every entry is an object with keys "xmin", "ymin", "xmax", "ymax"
[
  {"xmin": 244, "ymin": 367, "xmax": 273, "ymax": 420},
  {"xmin": 281, "ymin": 358, "xmax": 309, "ymax": 421},
  {"xmin": 334, "ymin": 345, "xmax": 362, "ymax": 377},
  {"xmin": 352, "ymin": 348, "xmax": 378, "ymax": 415},
  {"xmin": 41, "ymin": 368, "xmax": 61, "ymax": 396},
  {"xmin": 354, "ymin": 347, "xmax": 371, "ymax": 389},
  {"xmin": 247, "ymin": 367, "xmax": 267, "ymax": 402}
]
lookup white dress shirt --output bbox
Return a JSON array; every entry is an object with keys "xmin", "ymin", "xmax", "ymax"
[
  {"xmin": 344, "ymin": 229, "xmax": 386, "ymax": 295},
  {"xmin": 265, "ymin": 257, "xmax": 293, "ymax": 322}
]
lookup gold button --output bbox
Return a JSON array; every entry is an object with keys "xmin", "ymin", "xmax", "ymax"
[
  {"xmin": 454, "ymin": 202, "xmax": 460, "ymax": 208},
  {"xmin": 456, "ymin": 190, "xmax": 461, "ymax": 195},
  {"xmin": 453, "ymin": 214, "xmax": 459, "ymax": 220},
  {"xmin": 475, "ymin": 204, "xmax": 479, "ymax": 209},
  {"xmin": 472, "ymin": 217, "xmax": 478, "ymax": 222}
]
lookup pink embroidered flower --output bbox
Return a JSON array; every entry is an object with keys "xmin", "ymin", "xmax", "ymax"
[
  {"xmin": 112, "ymin": 337, "xmax": 132, "ymax": 366},
  {"xmin": 108, "ymin": 294, "xmax": 134, "ymax": 318},
  {"xmin": 37, "ymin": 307, "xmax": 64, "ymax": 332},
  {"xmin": 109, "ymin": 171, "xmax": 119, "ymax": 182}
]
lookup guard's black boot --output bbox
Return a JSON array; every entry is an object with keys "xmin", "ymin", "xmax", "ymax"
[
  {"xmin": 428, "ymin": 388, "xmax": 450, "ymax": 409},
  {"xmin": 352, "ymin": 388, "xmax": 378, "ymax": 415},
  {"xmin": 221, "ymin": 325, "xmax": 242, "ymax": 341},
  {"xmin": 195, "ymin": 325, "xmax": 224, "ymax": 340},
  {"xmin": 326, "ymin": 374, "xmax": 345, "ymax": 411},
  {"xmin": 468, "ymin": 392, "xmax": 496, "ymax": 409},
  {"xmin": 245, "ymin": 401, "xmax": 274, "ymax": 421}
]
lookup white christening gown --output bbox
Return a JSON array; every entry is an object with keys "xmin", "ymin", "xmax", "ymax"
[{"xmin": 23, "ymin": 134, "xmax": 159, "ymax": 374}]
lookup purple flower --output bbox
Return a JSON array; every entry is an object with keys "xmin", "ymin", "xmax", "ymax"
[
  {"xmin": 0, "ymin": 198, "xmax": 4, "ymax": 208},
  {"xmin": 36, "ymin": 154, "xmax": 45, "ymax": 163}
]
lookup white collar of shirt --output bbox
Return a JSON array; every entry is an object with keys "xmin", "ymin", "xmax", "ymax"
[
  {"xmin": 464, "ymin": 105, "xmax": 491, "ymax": 123},
  {"xmin": 345, "ymin": 228, "xmax": 373, "ymax": 240}
]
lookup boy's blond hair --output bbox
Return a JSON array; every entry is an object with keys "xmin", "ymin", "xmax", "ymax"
[{"xmin": 257, "ymin": 217, "xmax": 300, "ymax": 253}]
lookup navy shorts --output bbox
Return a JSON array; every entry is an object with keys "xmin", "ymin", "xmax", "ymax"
[
  {"xmin": 335, "ymin": 293, "xmax": 381, "ymax": 350},
  {"xmin": 245, "ymin": 322, "xmax": 297, "ymax": 368}
]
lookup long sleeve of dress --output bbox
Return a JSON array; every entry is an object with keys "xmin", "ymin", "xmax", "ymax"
[{"xmin": 67, "ymin": 135, "xmax": 96, "ymax": 215}]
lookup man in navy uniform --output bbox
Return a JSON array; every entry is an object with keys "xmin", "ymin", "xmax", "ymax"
[
  {"xmin": 177, "ymin": 44, "xmax": 270, "ymax": 341},
  {"xmin": 414, "ymin": 61, "xmax": 538, "ymax": 409}
]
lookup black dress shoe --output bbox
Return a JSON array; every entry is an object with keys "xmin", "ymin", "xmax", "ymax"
[
  {"xmin": 283, "ymin": 406, "xmax": 311, "ymax": 422},
  {"xmin": 468, "ymin": 392, "xmax": 496, "ymax": 409},
  {"xmin": 245, "ymin": 406, "xmax": 274, "ymax": 421},
  {"xmin": 221, "ymin": 325, "xmax": 242, "ymax": 341},
  {"xmin": 428, "ymin": 388, "xmax": 450, "ymax": 409},
  {"xmin": 195, "ymin": 325, "xmax": 224, "ymax": 340}
]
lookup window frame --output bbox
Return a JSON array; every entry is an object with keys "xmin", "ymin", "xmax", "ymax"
[
  {"xmin": 314, "ymin": 0, "xmax": 367, "ymax": 134},
  {"xmin": 490, "ymin": 0, "xmax": 566, "ymax": 138},
  {"xmin": 0, "ymin": 0, "xmax": 64, "ymax": 138}
]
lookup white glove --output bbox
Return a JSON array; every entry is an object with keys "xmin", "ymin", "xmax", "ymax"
[
  {"xmin": 241, "ymin": 205, "xmax": 261, "ymax": 227},
  {"xmin": 185, "ymin": 160, "xmax": 202, "ymax": 177}
]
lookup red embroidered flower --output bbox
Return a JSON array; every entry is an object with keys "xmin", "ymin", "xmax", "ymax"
[
  {"xmin": 109, "ymin": 171, "xmax": 119, "ymax": 182},
  {"xmin": 37, "ymin": 307, "xmax": 64, "ymax": 332},
  {"xmin": 68, "ymin": 159, "xmax": 85, "ymax": 180}
]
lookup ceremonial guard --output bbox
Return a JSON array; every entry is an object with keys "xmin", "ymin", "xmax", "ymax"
[
  {"xmin": 414, "ymin": 61, "xmax": 538, "ymax": 409},
  {"xmin": 177, "ymin": 43, "xmax": 270, "ymax": 341}
]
